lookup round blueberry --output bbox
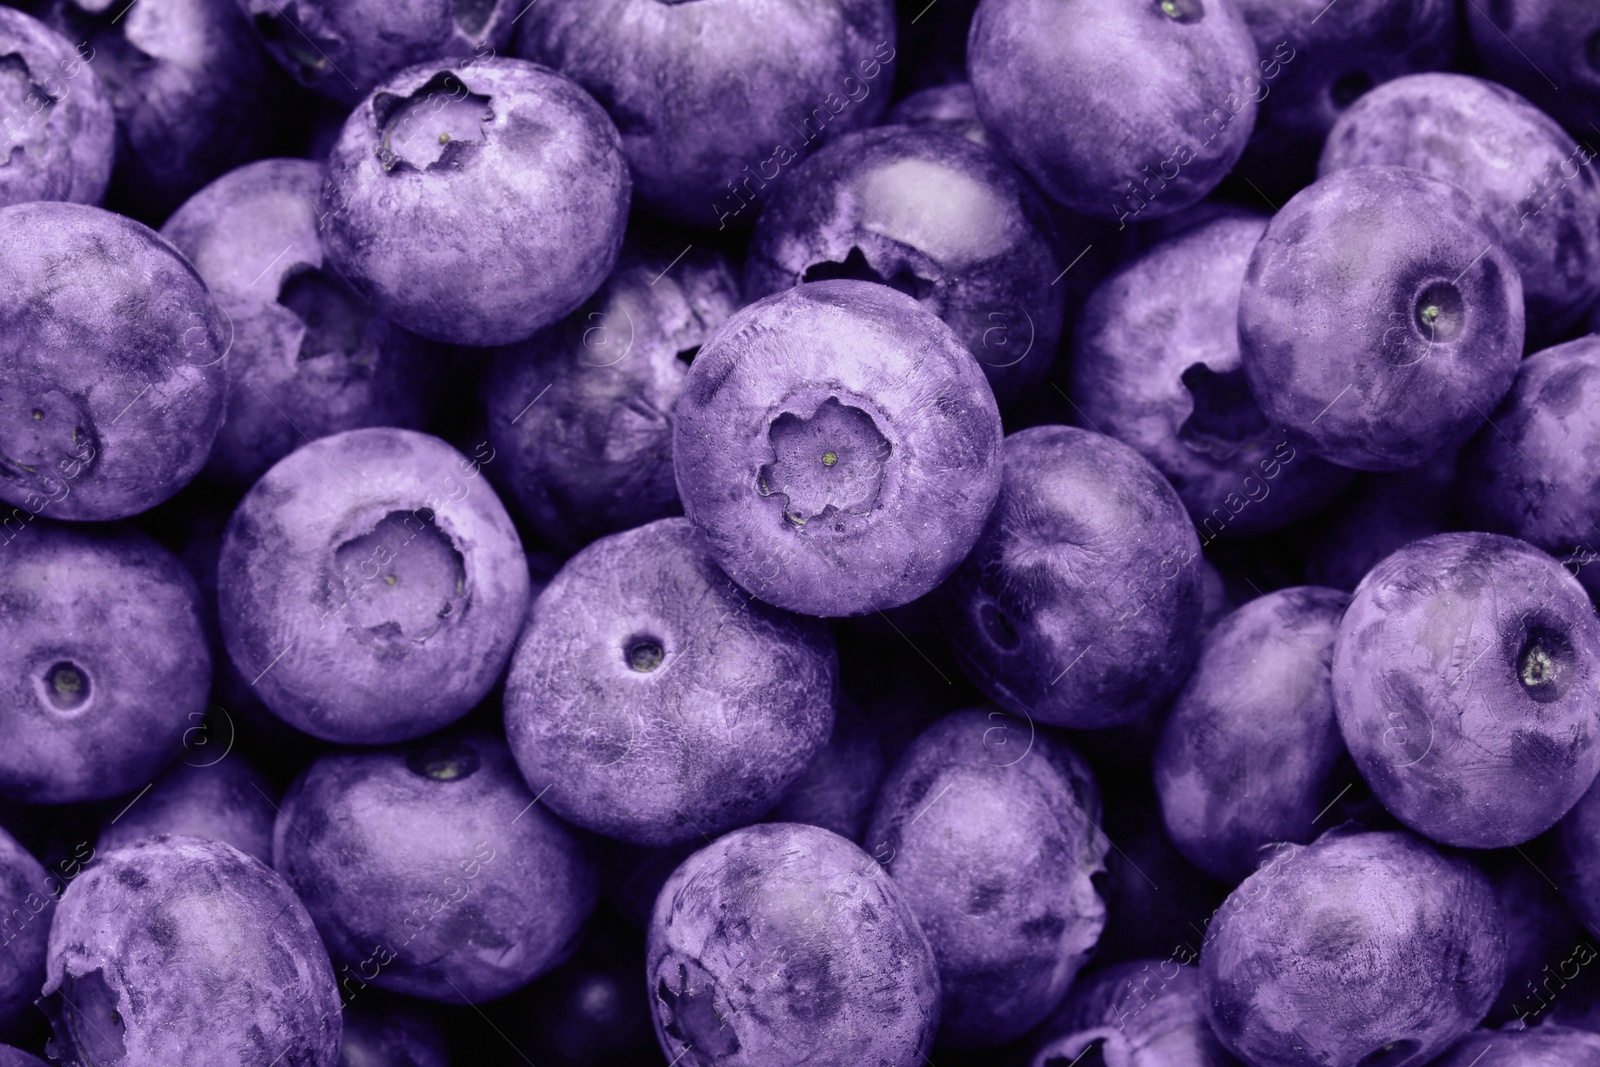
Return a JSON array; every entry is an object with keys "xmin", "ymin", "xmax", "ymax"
[
  {"xmin": 0, "ymin": 825, "xmax": 50, "ymax": 1039},
  {"xmin": 1466, "ymin": 0, "xmax": 1600, "ymax": 140},
  {"xmin": 646, "ymin": 822, "xmax": 940, "ymax": 1067},
  {"xmin": 483, "ymin": 236, "xmax": 742, "ymax": 551},
  {"xmin": 273, "ymin": 733, "xmax": 596, "ymax": 1002},
  {"xmin": 1200, "ymin": 829, "xmax": 1505, "ymax": 1067},
  {"xmin": 0, "ymin": 202, "xmax": 227, "ymax": 521},
  {"xmin": 1334, "ymin": 532, "xmax": 1600, "ymax": 848},
  {"xmin": 1239, "ymin": 165, "xmax": 1524, "ymax": 470},
  {"xmin": 504, "ymin": 517, "xmax": 837, "ymax": 846},
  {"xmin": 97, "ymin": 755, "xmax": 278, "ymax": 866},
  {"xmin": 674, "ymin": 279, "xmax": 1003, "ymax": 617},
  {"xmin": 0, "ymin": 7, "xmax": 114, "ymax": 207},
  {"xmin": 1030, "ymin": 960, "xmax": 1236, "ymax": 1067},
  {"xmin": 864, "ymin": 709, "xmax": 1107, "ymax": 1047},
  {"xmin": 218, "ymin": 428, "xmax": 530, "ymax": 744},
  {"xmin": 0, "ymin": 522, "xmax": 208, "ymax": 804},
  {"xmin": 161, "ymin": 158, "xmax": 442, "ymax": 492},
  {"xmin": 320, "ymin": 57, "xmax": 630, "ymax": 346},
  {"xmin": 40, "ymin": 835, "xmax": 341, "ymax": 1066},
  {"xmin": 943, "ymin": 425, "xmax": 1205, "ymax": 729},
  {"xmin": 885, "ymin": 82, "xmax": 988, "ymax": 146}
]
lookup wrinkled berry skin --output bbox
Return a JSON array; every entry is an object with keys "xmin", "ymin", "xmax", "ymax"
[
  {"xmin": 674, "ymin": 280, "xmax": 1003, "ymax": 617},
  {"xmin": 238, "ymin": 0, "xmax": 520, "ymax": 104},
  {"xmin": 504, "ymin": 518, "xmax": 837, "ymax": 846},
  {"xmin": 0, "ymin": 202, "xmax": 227, "ymax": 521},
  {"xmin": 0, "ymin": 523, "xmax": 208, "ymax": 804},
  {"xmin": 1430, "ymin": 1026, "xmax": 1600, "ymax": 1066},
  {"xmin": 1334, "ymin": 532, "xmax": 1600, "ymax": 848},
  {"xmin": 1030, "ymin": 961, "xmax": 1239, "ymax": 1067},
  {"xmin": 864, "ymin": 709, "xmax": 1107, "ymax": 1047},
  {"xmin": 1155, "ymin": 587, "xmax": 1351, "ymax": 884},
  {"xmin": 646, "ymin": 822, "xmax": 940, "ymax": 1067},
  {"xmin": 273, "ymin": 733, "xmax": 597, "ymax": 1002},
  {"xmin": 41, "ymin": 835, "xmax": 341, "ymax": 1067},
  {"xmin": 161, "ymin": 158, "xmax": 441, "ymax": 491},
  {"xmin": 321, "ymin": 58, "xmax": 630, "ymax": 346},
  {"xmin": 0, "ymin": 826, "xmax": 50, "ymax": 1038},
  {"xmin": 336, "ymin": 995, "xmax": 449, "ymax": 1067},
  {"xmin": 968, "ymin": 0, "xmax": 1260, "ymax": 222},
  {"xmin": 1459, "ymin": 337, "xmax": 1600, "ymax": 601},
  {"xmin": 516, "ymin": 0, "xmax": 895, "ymax": 229},
  {"xmin": 1240, "ymin": 166, "xmax": 1523, "ymax": 471},
  {"xmin": 745, "ymin": 125, "xmax": 1063, "ymax": 404},
  {"xmin": 1321, "ymin": 74, "xmax": 1600, "ymax": 339},
  {"xmin": 943, "ymin": 425, "xmax": 1205, "ymax": 729},
  {"xmin": 483, "ymin": 238, "xmax": 742, "ymax": 551},
  {"xmin": 0, "ymin": 8, "xmax": 113, "ymax": 207},
  {"xmin": 767, "ymin": 701, "xmax": 885, "ymax": 843},
  {"xmin": 218, "ymin": 428, "xmax": 530, "ymax": 744},
  {"xmin": 97, "ymin": 756, "xmax": 278, "ymax": 865},
  {"xmin": 1467, "ymin": 0, "xmax": 1600, "ymax": 140},
  {"xmin": 1201, "ymin": 830, "xmax": 1506, "ymax": 1067},
  {"xmin": 1072, "ymin": 214, "xmax": 1351, "ymax": 537}
]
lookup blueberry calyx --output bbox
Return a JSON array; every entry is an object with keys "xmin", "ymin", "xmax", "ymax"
[
  {"xmin": 801, "ymin": 246, "xmax": 936, "ymax": 303},
  {"xmin": 41, "ymin": 967, "xmax": 128, "ymax": 1065},
  {"xmin": 626, "ymin": 638, "xmax": 664, "ymax": 673},
  {"xmin": 758, "ymin": 396, "xmax": 891, "ymax": 528},
  {"xmin": 43, "ymin": 660, "xmax": 91, "ymax": 712},
  {"xmin": 405, "ymin": 739, "xmax": 481, "ymax": 781},
  {"xmin": 1157, "ymin": 0, "xmax": 1204, "ymax": 24},
  {"xmin": 1518, "ymin": 625, "xmax": 1573, "ymax": 703},
  {"xmin": 1413, "ymin": 281, "xmax": 1464, "ymax": 344},
  {"xmin": 375, "ymin": 73, "xmax": 492, "ymax": 172}
]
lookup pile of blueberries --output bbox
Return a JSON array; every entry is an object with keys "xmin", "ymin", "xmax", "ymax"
[{"xmin": 4, "ymin": 0, "xmax": 1600, "ymax": 1063}]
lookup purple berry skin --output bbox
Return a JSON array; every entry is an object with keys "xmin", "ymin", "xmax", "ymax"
[
  {"xmin": 0, "ymin": 522, "xmax": 208, "ymax": 804},
  {"xmin": 943, "ymin": 425, "xmax": 1205, "ymax": 729},
  {"xmin": 1467, "ymin": 0, "xmax": 1600, "ymax": 140},
  {"xmin": 1303, "ymin": 458, "xmax": 1459, "ymax": 592},
  {"xmin": 40, "ymin": 835, "xmax": 341, "ymax": 1067},
  {"xmin": 864, "ymin": 709, "xmax": 1107, "ymax": 1047},
  {"xmin": 336, "ymin": 995, "xmax": 449, "ymax": 1067},
  {"xmin": 0, "ymin": 826, "xmax": 51, "ymax": 1038},
  {"xmin": 967, "ymin": 0, "xmax": 1260, "ymax": 223},
  {"xmin": 1155, "ymin": 587, "xmax": 1351, "ymax": 884},
  {"xmin": 320, "ymin": 57, "xmax": 630, "ymax": 346},
  {"xmin": 744, "ymin": 125, "xmax": 1063, "ymax": 405},
  {"xmin": 674, "ymin": 280, "xmax": 1003, "ymax": 617},
  {"xmin": 0, "ymin": 202, "xmax": 227, "ymax": 521},
  {"xmin": 97, "ymin": 756, "xmax": 277, "ymax": 866},
  {"xmin": 483, "ymin": 237, "xmax": 742, "ymax": 551},
  {"xmin": 1334, "ymin": 532, "xmax": 1600, "ymax": 848},
  {"xmin": 1072, "ymin": 214, "xmax": 1351, "ymax": 537},
  {"xmin": 504, "ymin": 517, "xmax": 837, "ymax": 847},
  {"xmin": 1239, "ymin": 166, "xmax": 1524, "ymax": 471},
  {"xmin": 161, "ymin": 158, "xmax": 441, "ymax": 492},
  {"xmin": 272, "ymin": 733, "xmax": 597, "ymax": 1003},
  {"xmin": 1320, "ymin": 74, "xmax": 1600, "ymax": 340},
  {"xmin": 885, "ymin": 83, "xmax": 988, "ymax": 146},
  {"xmin": 1029, "ymin": 961, "xmax": 1240, "ymax": 1067},
  {"xmin": 646, "ymin": 822, "xmax": 940, "ymax": 1067},
  {"xmin": 1480, "ymin": 853, "xmax": 1586, "ymax": 1028},
  {"xmin": 218, "ymin": 428, "xmax": 530, "ymax": 745},
  {"xmin": 1430, "ymin": 1026, "xmax": 1600, "ymax": 1066},
  {"xmin": 237, "ymin": 0, "xmax": 520, "ymax": 104},
  {"xmin": 515, "ymin": 0, "xmax": 895, "ymax": 229},
  {"xmin": 0, "ymin": 8, "xmax": 113, "ymax": 207},
  {"xmin": 1552, "ymin": 777, "xmax": 1600, "ymax": 937},
  {"xmin": 766, "ymin": 701, "xmax": 885, "ymax": 843},
  {"xmin": 0, "ymin": 1047, "xmax": 47, "ymax": 1067},
  {"xmin": 1459, "ymin": 337, "xmax": 1600, "ymax": 601},
  {"xmin": 1200, "ymin": 830, "xmax": 1506, "ymax": 1067}
]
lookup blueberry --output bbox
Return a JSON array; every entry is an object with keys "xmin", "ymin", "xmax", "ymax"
[
  {"xmin": 0, "ymin": 202, "xmax": 227, "ymax": 521},
  {"xmin": 40, "ymin": 835, "xmax": 341, "ymax": 1066},
  {"xmin": 646, "ymin": 822, "xmax": 940, "ymax": 1067},
  {"xmin": 1155, "ymin": 586, "xmax": 1352, "ymax": 883},
  {"xmin": 1200, "ymin": 829, "xmax": 1505, "ymax": 1067},
  {"xmin": 0, "ymin": 7, "xmax": 113, "ymax": 207},
  {"xmin": 1429, "ymin": 1026, "xmax": 1600, "ymax": 1065},
  {"xmin": 1030, "ymin": 960, "xmax": 1237, "ymax": 1067},
  {"xmin": 1304, "ymin": 457, "xmax": 1460, "ymax": 592},
  {"xmin": 482, "ymin": 236, "xmax": 742, "ymax": 551},
  {"xmin": 968, "ymin": 0, "xmax": 1261, "ymax": 222},
  {"xmin": 943, "ymin": 425, "xmax": 1205, "ymax": 729},
  {"xmin": 336, "ymin": 994, "xmax": 449, "ymax": 1067},
  {"xmin": 0, "ymin": 522, "xmax": 208, "ymax": 804},
  {"xmin": 161, "ymin": 158, "xmax": 442, "ymax": 492},
  {"xmin": 766, "ymin": 700, "xmax": 886, "ymax": 843},
  {"xmin": 1321, "ymin": 73, "xmax": 1600, "ymax": 340},
  {"xmin": 272, "ymin": 732, "xmax": 596, "ymax": 1002},
  {"xmin": 1334, "ymin": 532, "xmax": 1600, "ymax": 847},
  {"xmin": 97, "ymin": 755, "xmax": 278, "ymax": 865},
  {"xmin": 744, "ymin": 124, "xmax": 1064, "ymax": 405},
  {"xmin": 0, "ymin": 1047, "xmax": 46, "ymax": 1067},
  {"xmin": 516, "ymin": 0, "xmax": 896, "ymax": 229},
  {"xmin": 0, "ymin": 825, "xmax": 51, "ymax": 1038},
  {"xmin": 1239, "ymin": 165, "xmax": 1524, "ymax": 470},
  {"xmin": 1072, "ymin": 213, "xmax": 1352, "ymax": 537},
  {"xmin": 1467, "ymin": 0, "xmax": 1600, "ymax": 140},
  {"xmin": 504, "ymin": 517, "xmax": 837, "ymax": 846},
  {"xmin": 320, "ymin": 57, "xmax": 630, "ymax": 346},
  {"xmin": 885, "ymin": 83, "xmax": 988, "ymax": 146},
  {"xmin": 864, "ymin": 709, "xmax": 1107, "ymax": 1047},
  {"xmin": 1459, "ymin": 336, "xmax": 1600, "ymax": 600},
  {"xmin": 218, "ymin": 428, "xmax": 530, "ymax": 744},
  {"xmin": 674, "ymin": 280, "xmax": 1003, "ymax": 617}
]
